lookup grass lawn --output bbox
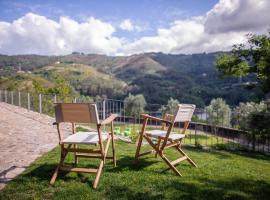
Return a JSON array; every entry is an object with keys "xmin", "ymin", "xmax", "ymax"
[{"xmin": 1, "ymin": 141, "xmax": 270, "ymax": 200}]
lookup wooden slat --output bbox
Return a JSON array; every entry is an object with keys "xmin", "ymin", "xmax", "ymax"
[
  {"xmin": 76, "ymin": 154, "xmax": 102, "ymax": 159},
  {"xmin": 141, "ymin": 114, "xmax": 172, "ymax": 124},
  {"xmin": 138, "ymin": 150, "xmax": 155, "ymax": 157},
  {"xmin": 170, "ymin": 156, "xmax": 187, "ymax": 166},
  {"xmin": 164, "ymin": 141, "xmax": 180, "ymax": 149},
  {"xmin": 60, "ymin": 167, "xmax": 98, "ymax": 173},
  {"xmin": 101, "ymin": 114, "xmax": 118, "ymax": 125},
  {"xmin": 64, "ymin": 148, "xmax": 101, "ymax": 154},
  {"xmin": 76, "ymin": 154, "xmax": 113, "ymax": 159}
]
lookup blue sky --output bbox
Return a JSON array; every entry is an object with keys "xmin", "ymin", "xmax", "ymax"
[
  {"xmin": 0, "ymin": 0, "xmax": 269, "ymax": 55},
  {"xmin": 0, "ymin": 0, "xmax": 218, "ymax": 39}
]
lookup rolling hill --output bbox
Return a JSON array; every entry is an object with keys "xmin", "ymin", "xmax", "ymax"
[{"xmin": 0, "ymin": 52, "xmax": 264, "ymax": 108}]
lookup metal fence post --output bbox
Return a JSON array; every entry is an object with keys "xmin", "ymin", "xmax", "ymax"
[
  {"xmin": 54, "ymin": 94, "xmax": 57, "ymax": 103},
  {"xmin": 195, "ymin": 123, "xmax": 197, "ymax": 146},
  {"xmin": 18, "ymin": 91, "xmax": 21, "ymax": 107},
  {"xmin": 39, "ymin": 94, "xmax": 42, "ymax": 113},
  {"xmin": 73, "ymin": 97, "xmax": 77, "ymax": 103},
  {"xmin": 5, "ymin": 90, "xmax": 7, "ymax": 103},
  {"xmin": 11, "ymin": 91, "xmax": 13, "ymax": 105},
  {"xmin": 103, "ymin": 99, "xmax": 106, "ymax": 120},
  {"xmin": 123, "ymin": 101, "xmax": 126, "ymax": 123},
  {"xmin": 27, "ymin": 93, "xmax": 30, "ymax": 110}
]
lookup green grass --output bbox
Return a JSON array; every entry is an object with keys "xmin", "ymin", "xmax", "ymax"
[{"xmin": 1, "ymin": 141, "xmax": 270, "ymax": 200}]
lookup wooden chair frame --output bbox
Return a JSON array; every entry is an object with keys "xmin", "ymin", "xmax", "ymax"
[
  {"xmin": 50, "ymin": 103, "xmax": 118, "ymax": 189},
  {"xmin": 134, "ymin": 105, "xmax": 197, "ymax": 177}
]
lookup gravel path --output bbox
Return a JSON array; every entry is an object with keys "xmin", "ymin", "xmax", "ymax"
[{"xmin": 0, "ymin": 102, "xmax": 62, "ymax": 190}]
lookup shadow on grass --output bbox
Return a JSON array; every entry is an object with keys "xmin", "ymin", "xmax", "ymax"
[
  {"xmin": 107, "ymin": 156, "xmax": 159, "ymax": 172},
  {"xmin": 103, "ymin": 177, "xmax": 270, "ymax": 200},
  {"xmin": 184, "ymin": 144, "xmax": 270, "ymax": 161}
]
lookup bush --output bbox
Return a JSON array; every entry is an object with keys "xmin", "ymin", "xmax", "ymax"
[{"xmin": 129, "ymin": 126, "xmax": 139, "ymax": 143}]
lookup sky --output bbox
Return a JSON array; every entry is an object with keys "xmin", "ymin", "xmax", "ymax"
[{"xmin": 0, "ymin": 0, "xmax": 269, "ymax": 55}]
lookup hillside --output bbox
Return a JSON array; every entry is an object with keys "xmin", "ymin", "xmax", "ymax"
[
  {"xmin": 36, "ymin": 63, "xmax": 128, "ymax": 99},
  {"xmin": 0, "ymin": 52, "xmax": 264, "ymax": 107}
]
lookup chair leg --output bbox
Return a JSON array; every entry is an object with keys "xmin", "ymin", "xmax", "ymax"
[
  {"xmin": 175, "ymin": 145, "xmax": 197, "ymax": 167},
  {"xmin": 135, "ymin": 118, "xmax": 149, "ymax": 163},
  {"xmin": 74, "ymin": 144, "xmax": 78, "ymax": 164},
  {"xmin": 111, "ymin": 135, "xmax": 116, "ymax": 167},
  {"xmin": 160, "ymin": 153, "xmax": 182, "ymax": 177},
  {"xmin": 134, "ymin": 131, "xmax": 144, "ymax": 163},
  {"xmin": 93, "ymin": 160, "xmax": 104, "ymax": 189},
  {"xmin": 50, "ymin": 148, "xmax": 67, "ymax": 184},
  {"xmin": 155, "ymin": 138, "xmax": 161, "ymax": 158}
]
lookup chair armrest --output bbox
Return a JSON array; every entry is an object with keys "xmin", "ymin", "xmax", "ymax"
[
  {"xmin": 141, "ymin": 114, "xmax": 172, "ymax": 124},
  {"xmin": 101, "ymin": 114, "xmax": 118, "ymax": 125}
]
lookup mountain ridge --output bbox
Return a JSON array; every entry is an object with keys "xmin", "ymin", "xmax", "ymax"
[{"xmin": 0, "ymin": 52, "xmax": 263, "ymax": 107}]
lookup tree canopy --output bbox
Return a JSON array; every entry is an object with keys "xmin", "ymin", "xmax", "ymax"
[
  {"xmin": 206, "ymin": 98, "xmax": 231, "ymax": 127},
  {"xmin": 124, "ymin": 93, "xmax": 146, "ymax": 117},
  {"xmin": 215, "ymin": 32, "xmax": 270, "ymax": 93},
  {"xmin": 159, "ymin": 98, "xmax": 179, "ymax": 115}
]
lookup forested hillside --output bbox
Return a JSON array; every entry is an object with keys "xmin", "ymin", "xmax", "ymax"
[{"xmin": 0, "ymin": 52, "xmax": 263, "ymax": 107}]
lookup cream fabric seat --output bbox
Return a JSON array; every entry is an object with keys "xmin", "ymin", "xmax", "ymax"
[
  {"xmin": 63, "ymin": 131, "xmax": 108, "ymax": 145},
  {"xmin": 146, "ymin": 130, "xmax": 185, "ymax": 140}
]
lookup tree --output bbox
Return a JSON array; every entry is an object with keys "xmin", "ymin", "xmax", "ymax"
[
  {"xmin": 215, "ymin": 32, "xmax": 270, "ymax": 93},
  {"xmin": 159, "ymin": 98, "xmax": 179, "ymax": 115},
  {"xmin": 233, "ymin": 100, "xmax": 269, "ymax": 150},
  {"xmin": 124, "ymin": 93, "xmax": 146, "ymax": 117},
  {"xmin": 233, "ymin": 101, "xmax": 266, "ymax": 130},
  {"xmin": 215, "ymin": 32, "xmax": 270, "ymax": 150},
  {"xmin": 206, "ymin": 98, "xmax": 231, "ymax": 127}
]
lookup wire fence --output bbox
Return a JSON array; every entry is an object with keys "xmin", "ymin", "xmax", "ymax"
[{"xmin": 0, "ymin": 90, "xmax": 269, "ymax": 154}]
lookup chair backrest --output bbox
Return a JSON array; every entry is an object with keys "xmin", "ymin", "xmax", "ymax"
[
  {"xmin": 173, "ymin": 104, "xmax": 196, "ymax": 123},
  {"xmin": 55, "ymin": 103, "xmax": 100, "ymax": 124}
]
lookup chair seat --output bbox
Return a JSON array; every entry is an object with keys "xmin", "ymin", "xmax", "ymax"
[
  {"xmin": 63, "ymin": 132, "xmax": 108, "ymax": 145},
  {"xmin": 146, "ymin": 130, "xmax": 185, "ymax": 141}
]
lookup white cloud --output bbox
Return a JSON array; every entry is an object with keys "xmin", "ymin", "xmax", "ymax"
[
  {"xmin": 119, "ymin": 19, "xmax": 141, "ymax": 32},
  {"xmin": 123, "ymin": 19, "xmax": 247, "ymax": 55},
  {"xmin": 123, "ymin": 0, "xmax": 269, "ymax": 55},
  {"xmin": 205, "ymin": 0, "xmax": 270, "ymax": 34},
  {"xmin": 0, "ymin": 0, "xmax": 269, "ymax": 55},
  {"xmin": 0, "ymin": 13, "xmax": 122, "ymax": 55}
]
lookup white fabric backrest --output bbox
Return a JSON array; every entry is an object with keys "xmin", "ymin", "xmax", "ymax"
[{"xmin": 173, "ymin": 104, "xmax": 196, "ymax": 122}]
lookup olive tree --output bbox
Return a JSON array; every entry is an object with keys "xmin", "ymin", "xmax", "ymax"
[
  {"xmin": 206, "ymin": 98, "xmax": 231, "ymax": 127},
  {"xmin": 234, "ymin": 101, "xmax": 266, "ymax": 130},
  {"xmin": 159, "ymin": 97, "xmax": 179, "ymax": 115},
  {"xmin": 124, "ymin": 93, "xmax": 146, "ymax": 117},
  {"xmin": 215, "ymin": 32, "xmax": 270, "ymax": 93}
]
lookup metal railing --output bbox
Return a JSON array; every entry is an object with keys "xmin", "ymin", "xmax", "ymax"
[{"xmin": 0, "ymin": 90, "xmax": 269, "ymax": 154}]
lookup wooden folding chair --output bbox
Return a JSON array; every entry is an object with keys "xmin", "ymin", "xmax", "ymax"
[
  {"xmin": 135, "ymin": 104, "xmax": 197, "ymax": 176},
  {"xmin": 50, "ymin": 103, "xmax": 118, "ymax": 189}
]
